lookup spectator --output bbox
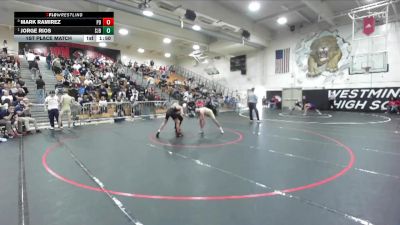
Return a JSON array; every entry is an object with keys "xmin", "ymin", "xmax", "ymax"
[
  {"xmin": 126, "ymin": 85, "xmax": 133, "ymax": 100},
  {"xmin": 15, "ymin": 98, "xmax": 40, "ymax": 133},
  {"xmin": 99, "ymin": 96, "xmax": 108, "ymax": 114},
  {"xmin": 52, "ymin": 56, "xmax": 63, "ymax": 77},
  {"xmin": 131, "ymin": 88, "xmax": 139, "ymax": 102},
  {"xmin": 15, "ymin": 78, "xmax": 25, "ymax": 89},
  {"xmin": 268, "ymin": 96, "xmax": 277, "ymax": 109},
  {"xmin": 262, "ymin": 96, "xmax": 267, "ymax": 108},
  {"xmin": 55, "ymin": 80, "xmax": 64, "ymax": 95},
  {"xmin": 1, "ymin": 90, "xmax": 13, "ymax": 106},
  {"xmin": 98, "ymin": 84, "xmax": 108, "ymax": 100},
  {"xmin": 117, "ymin": 88, "xmax": 126, "ymax": 100},
  {"xmin": 386, "ymin": 97, "xmax": 399, "ymax": 114},
  {"xmin": 44, "ymin": 90, "xmax": 60, "ymax": 130},
  {"xmin": 104, "ymin": 68, "xmax": 114, "ymax": 81},
  {"xmin": 15, "ymin": 87, "xmax": 26, "ymax": 102},
  {"xmin": 26, "ymin": 50, "xmax": 35, "ymax": 74},
  {"xmin": 46, "ymin": 52, "xmax": 52, "ymax": 70},
  {"xmin": 83, "ymin": 77, "xmax": 93, "ymax": 87},
  {"xmin": 2, "ymin": 40, "xmax": 7, "ymax": 54},
  {"xmin": 72, "ymin": 61, "xmax": 82, "ymax": 71},
  {"xmin": 0, "ymin": 105, "xmax": 18, "ymax": 138}
]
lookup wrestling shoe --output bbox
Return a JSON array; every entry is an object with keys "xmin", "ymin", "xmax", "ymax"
[{"xmin": 219, "ymin": 127, "xmax": 224, "ymax": 134}]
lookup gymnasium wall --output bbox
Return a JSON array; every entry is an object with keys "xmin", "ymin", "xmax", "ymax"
[
  {"xmin": 176, "ymin": 49, "xmax": 267, "ymax": 94},
  {"xmin": 177, "ymin": 21, "xmax": 400, "ymax": 94},
  {"xmin": 265, "ymin": 21, "xmax": 400, "ymax": 90}
]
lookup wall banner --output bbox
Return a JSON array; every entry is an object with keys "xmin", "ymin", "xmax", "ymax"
[{"xmin": 328, "ymin": 88, "xmax": 400, "ymax": 111}]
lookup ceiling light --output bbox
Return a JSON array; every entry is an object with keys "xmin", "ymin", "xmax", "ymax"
[
  {"xmin": 138, "ymin": 48, "xmax": 145, "ymax": 53},
  {"xmin": 143, "ymin": 10, "xmax": 154, "ymax": 17},
  {"xmin": 164, "ymin": 53, "xmax": 171, "ymax": 58},
  {"xmin": 277, "ymin": 17, "xmax": 287, "ymax": 25},
  {"xmin": 192, "ymin": 25, "xmax": 201, "ymax": 31},
  {"xmin": 99, "ymin": 42, "xmax": 107, "ymax": 47},
  {"xmin": 248, "ymin": 1, "xmax": 260, "ymax": 12},
  {"xmin": 163, "ymin": 38, "xmax": 171, "ymax": 44},
  {"xmin": 192, "ymin": 44, "xmax": 200, "ymax": 50},
  {"xmin": 118, "ymin": 28, "xmax": 129, "ymax": 35}
]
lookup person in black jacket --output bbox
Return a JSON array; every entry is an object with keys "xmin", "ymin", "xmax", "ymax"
[
  {"xmin": 46, "ymin": 52, "xmax": 52, "ymax": 70},
  {"xmin": 36, "ymin": 75, "xmax": 45, "ymax": 104}
]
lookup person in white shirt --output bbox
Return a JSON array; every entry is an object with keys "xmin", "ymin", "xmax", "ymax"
[
  {"xmin": 26, "ymin": 50, "xmax": 35, "ymax": 62},
  {"xmin": 1, "ymin": 91, "xmax": 13, "ymax": 105},
  {"xmin": 72, "ymin": 62, "xmax": 81, "ymax": 71},
  {"xmin": 132, "ymin": 88, "xmax": 139, "ymax": 101},
  {"xmin": 83, "ymin": 78, "xmax": 93, "ymax": 87},
  {"xmin": 247, "ymin": 88, "xmax": 260, "ymax": 121},
  {"xmin": 59, "ymin": 91, "xmax": 74, "ymax": 128},
  {"xmin": 98, "ymin": 96, "xmax": 108, "ymax": 114},
  {"xmin": 104, "ymin": 69, "xmax": 114, "ymax": 81},
  {"xmin": 44, "ymin": 90, "xmax": 60, "ymax": 130}
]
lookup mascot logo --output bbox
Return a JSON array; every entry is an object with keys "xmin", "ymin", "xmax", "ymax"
[
  {"xmin": 296, "ymin": 30, "xmax": 351, "ymax": 78},
  {"xmin": 308, "ymin": 36, "xmax": 342, "ymax": 76}
]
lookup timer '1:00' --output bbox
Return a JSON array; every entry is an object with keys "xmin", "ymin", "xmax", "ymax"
[{"xmin": 98, "ymin": 36, "xmax": 112, "ymax": 41}]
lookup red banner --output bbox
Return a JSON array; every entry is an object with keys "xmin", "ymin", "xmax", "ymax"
[{"xmin": 363, "ymin": 16, "xmax": 375, "ymax": 36}]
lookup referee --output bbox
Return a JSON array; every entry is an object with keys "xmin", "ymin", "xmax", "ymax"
[{"xmin": 247, "ymin": 88, "xmax": 260, "ymax": 122}]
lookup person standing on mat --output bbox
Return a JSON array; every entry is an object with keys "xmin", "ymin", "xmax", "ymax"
[
  {"xmin": 328, "ymin": 92, "xmax": 336, "ymax": 110},
  {"xmin": 156, "ymin": 102, "xmax": 184, "ymax": 138},
  {"xmin": 304, "ymin": 101, "xmax": 322, "ymax": 116},
  {"xmin": 59, "ymin": 90, "xmax": 75, "ymax": 128},
  {"xmin": 44, "ymin": 90, "xmax": 60, "ymax": 130},
  {"xmin": 195, "ymin": 107, "xmax": 224, "ymax": 134},
  {"xmin": 247, "ymin": 88, "xmax": 260, "ymax": 122}
]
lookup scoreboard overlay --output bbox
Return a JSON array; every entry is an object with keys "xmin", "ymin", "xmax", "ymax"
[{"xmin": 14, "ymin": 12, "xmax": 114, "ymax": 43}]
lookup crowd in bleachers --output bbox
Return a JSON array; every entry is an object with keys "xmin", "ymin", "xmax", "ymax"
[
  {"xmin": 48, "ymin": 53, "xmax": 169, "ymax": 105},
  {"xmin": 1, "ymin": 46, "xmax": 237, "ymax": 142},
  {"xmin": 0, "ymin": 47, "xmax": 40, "ymax": 141},
  {"xmin": 41, "ymin": 50, "xmax": 231, "ymax": 118}
]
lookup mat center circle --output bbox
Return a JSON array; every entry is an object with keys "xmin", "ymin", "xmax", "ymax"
[
  {"xmin": 42, "ymin": 128, "xmax": 355, "ymax": 201},
  {"xmin": 148, "ymin": 128, "xmax": 244, "ymax": 148}
]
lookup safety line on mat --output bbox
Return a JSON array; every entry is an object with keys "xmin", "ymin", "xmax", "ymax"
[
  {"xmin": 61, "ymin": 142, "xmax": 143, "ymax": 225},
  {"xmin": 248, "ymin": 146, "xmax": 400, "ymax": 181},
  {"xmin": 147, "ymin": 144, "xmax": 374, "ymax": 225},
  {"xmin": 361, "ymin": 147, "xmax": 400, "ymax": 156}
]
